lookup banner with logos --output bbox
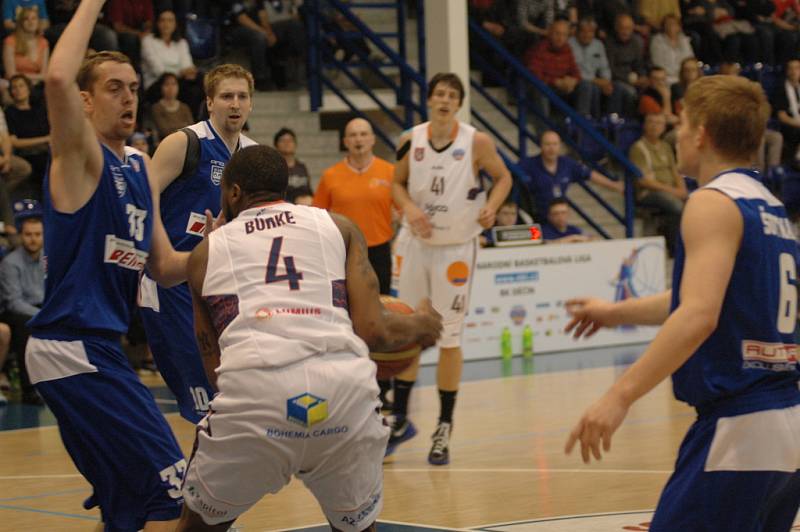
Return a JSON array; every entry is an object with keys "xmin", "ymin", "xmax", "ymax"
[{"xmin": 420, "ymin": 237, "xmax": 666, "ymax": 364}]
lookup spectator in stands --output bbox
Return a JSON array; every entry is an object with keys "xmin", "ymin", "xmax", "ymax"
[
  {"xmin": 527, "ymin": 19, "xmax": 594, "ymax": 118},
  {"xmin": 45, "ymin": 0, "xmax": 118, "ymax": 52},
  {"xmin": 288, "ymin": 185, "xmax": 313, "ymax": 206},
  {"xmin": 5, "ymin": 74, "xmax": 48, "ymax": 188},
  {"xmin": 3, "ymin": 7, "xmax": 48, "ymax": 85},
  {"xmin": 701, "ymin": 0, "xmax": 758, "ymax": 64},
  {"xmin": 519, "ymin": 129, "xmax": 623, "ymax": 219},
  {"xmin": 670, "ymin": 56, "xmax": 701, "ymax": 114},
  {"xmin": 650, "ymin": 14, "xmax": 694, "ymax": 86},
  {"xmin": 128, "ymin": 131, "xmax": 150, "ymax": 155},
  {"xmin": 274, "ymin": 127, "xmax": 311, "ymax": 201},
  {"xmin": 141, "ymin": 9, "xmax": 202, "ymax": 117},
  {"xmin": 639, "ymin": 66, "xmax": 679, "ymax": 125},
  {"xmin": 606, "ymin": 13, "xmax": 647, "ymax": 117},
  {"xmin": 731, "ymin": 0, "xmax": 775, "ymax": 65},
  {"xmin": 576, "ymin": 0, "xmax": 629, "ymax": 38},
  {"xmin": 771, "ymin": 0, "xmax": 800, "ymax": 65},
  {"xmin": 628, "ymin": 113, "xmax": 687, "ymax": 251},
  {"xmin": 106, "ymin": 0, "xmax": 153, "ymax": 64},
  {"xmin": 0, "ymin": 105, "xmax": 31, "ymax": 199},
  {"xmin": 773, "ymin": 58, "xmax": 800, "ymax": 166},
  {"xmin": 479, "ymin": 198, "xmax": 523, "ymax": 247},
  {"xmin": 680, "ymin": 0, "xmax": 723, "ymax": 64},
  {"xmin": 227, "ymin": 1, "xmax": 276, "ymax": 91},
  {"xmin": 639, "ymin": 0, "xmax": 681, "ymax": 29},
  {"xmin": 3, "ymin": 0, "xmax": 47, "ymax": 32},
  {"xmin": 313, "ymin": 117, "xmax": 395, "ymax": 295},
  {"xmin": 319, "ymin": 0, "xmax": 372, "ymax": 65},
  {"xmin": 569, "ymin": 17, "xmax": 622, "ymax": 116},
  {"xmin": 261, "ymin": 0, "xmax": 306, "ymax": 88},
  {"xmin": 148, "ymin": 73, "xmax": 193, "ymax": 140},
  {"xmin": 469, "ymin": 0, "xmax": 536, "ymax": 60},
  {"xmin": 542, "ymin": 197, "xmax": 591, "ymax": 242},
  {"xmin": 516, "ymin": 0, "xmax": 550, "ymax": 42},
  {"xmin": 0, "ymin": 199, "xmax": 43, "ymax": 405}
]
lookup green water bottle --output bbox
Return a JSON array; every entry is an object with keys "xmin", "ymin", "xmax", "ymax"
[
  {"xmin": 522, "ymin": 325, "xmax": 534, "ymax": 359},
  {"xmin": 501, "ymin": 327, "xmax": 513, "ymax": 360}
]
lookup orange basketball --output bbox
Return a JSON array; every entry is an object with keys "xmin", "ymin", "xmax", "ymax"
[{"xmin": 370, "ymin": 295, "xmax": 422, "ymax": 380}]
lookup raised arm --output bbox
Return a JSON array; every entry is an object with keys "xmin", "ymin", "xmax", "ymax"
[
  {"xmin": 45, "ymin": 0, "xmax": 105, "ymax": 213},
  {"xmin": 187, "ymin": 237, "xmax": 221, "ymax": 391},
  {"xmin": 331, "ymin": 212, "xmax": 442, "ymax": 351},
  {"xmin": 474, "ymin": 131, "xmax": 513, "ymax": 228},
  {"xmin": 392, "ymin": 130, "xmax": 432, "ymax": 238}
]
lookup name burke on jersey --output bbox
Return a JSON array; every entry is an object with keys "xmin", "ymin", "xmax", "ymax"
[{"xmin": 245, "ymin": 211, "xmax": 297, "ymax": 234}]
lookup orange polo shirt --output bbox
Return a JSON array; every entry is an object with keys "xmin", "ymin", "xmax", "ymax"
[{"xmin": 313, "ymin": 156, "xmax": 395, "ymax": 247}]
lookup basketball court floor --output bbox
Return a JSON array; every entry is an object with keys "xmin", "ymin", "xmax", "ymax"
[{"xmin": 1, "ymin": 344, "xmax": 798, "ymax": 531}]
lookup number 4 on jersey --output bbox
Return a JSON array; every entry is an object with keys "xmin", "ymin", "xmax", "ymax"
[{"xmin": 266, "ymin": 236, "xmax": 303, "ymax": 290}]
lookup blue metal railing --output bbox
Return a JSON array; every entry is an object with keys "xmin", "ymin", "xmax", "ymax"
[
  {"xmin": 468, "ymin": 19, "xmax": 640, "ymax": 237},
  {"xmin": 306, "ymin": 0, "xmax": 426, "ymax": 148}
]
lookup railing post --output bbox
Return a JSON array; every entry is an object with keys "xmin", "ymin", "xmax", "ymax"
[
  {"xmin": 397, "ymin": 0, "xmax": 412, "ymax": 128},
  {"xmin": 516, "ymin": 74, "xmax": 527, "ymax": 160},
  {"xmin": 624, "ymin": 170, "xmax": 635, "ymax": 238},
  {"xmin": 307, "ymin": 0, "xmax": 322, "ymax": 111}
]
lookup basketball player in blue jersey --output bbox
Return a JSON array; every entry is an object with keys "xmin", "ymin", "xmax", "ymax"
[
  {"xmin": 565, "ymin": 76, "xmax": 800, "ymax": 530},
  {"xmin": 24, "ymin": 1, "xmax": 193, "ymax": 530},
  {"xmin": 140, "ymin": 63, "xmax": 257, "ymax": 423}
]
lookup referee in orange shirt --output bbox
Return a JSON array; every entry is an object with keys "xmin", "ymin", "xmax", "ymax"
[{"xmin": 314, "ymin": 118, "xmax": 395, "ymax": 294}]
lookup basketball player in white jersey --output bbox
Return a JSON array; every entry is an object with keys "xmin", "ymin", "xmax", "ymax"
[
  {"xmin": 176, "ymin": 145, "xmax": 443, "ymax": 531},
  {"xmin": 389, "ymin": 72, "xmax": 513, "ymax": 465}
]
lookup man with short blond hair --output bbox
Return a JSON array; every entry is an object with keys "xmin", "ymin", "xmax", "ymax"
[{"xmin": 565, "ymin": 75, "xmax": 800, "ymax": 530}]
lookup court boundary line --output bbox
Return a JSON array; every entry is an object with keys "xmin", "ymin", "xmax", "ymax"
[
  {"xmin": 270, "ymin": 519, "xmax": 475, "ymax": 532},
  {"xmin": 384, "ymin": 468, "xmax": 672, "ymax": 475},
  {"xmin": 0, "ymin": 502, "xmax": 98, "ymax": 521},
  {"xmin": 472, "ymin": 509, "xmax": 654, "ymax": 529}
]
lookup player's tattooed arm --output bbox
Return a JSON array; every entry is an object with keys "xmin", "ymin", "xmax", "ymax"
[
  {"xmin": 188, "ymin": 238, "xmax": 221, "ymax": 391},
  {"xmin": 330, "ymin": 213, "xmax": 442, "ymax": 351}
]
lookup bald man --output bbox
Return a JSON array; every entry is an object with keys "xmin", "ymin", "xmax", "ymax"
[{"xmin": 314, "ymin": 118, "xmax": 395, "ymax": 294}]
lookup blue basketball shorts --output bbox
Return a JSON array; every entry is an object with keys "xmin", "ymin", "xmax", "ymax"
[
  {"xmin": 650, "ymin": 394, "xmax": 800, "ymax": 532},
  {"xmin": 26, "ymin": 333, "xmax": 186, "ymax": 531},
  {"xmin": 140, "ymin": 276, "xmax": 215, "ymax": 423}
]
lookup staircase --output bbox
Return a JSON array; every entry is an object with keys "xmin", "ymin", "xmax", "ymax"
[{"xmin": 244, "ymin": 3, "xmax": 643, "ymax": 239}]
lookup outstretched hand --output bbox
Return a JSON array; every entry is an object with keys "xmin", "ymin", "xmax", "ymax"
[
  {"xmin": 204, "ymin": 209, "xmax": 226, "ymax": 237},
  {"xmin": 564, "ymin": 297, "xmax": 618, "ymax": 339},
  {"xmin": 565, "ymin": 390, "xmax": 629, "ymax": 463}
]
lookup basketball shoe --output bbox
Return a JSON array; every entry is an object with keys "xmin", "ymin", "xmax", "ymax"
[
  {"xmin": 384, "ymin": 416, "xmax": 417, "ymax": 457},
  {"xmin": 428, "ymin": 421, "xmax": 451, "ymax": 465}
]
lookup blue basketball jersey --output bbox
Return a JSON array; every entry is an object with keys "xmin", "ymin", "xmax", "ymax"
[
  {"xmin": 160, "ymin": 120, "xmax": 256, "ymax": 252},
  {"xmin": 671, "ymin": 169, "xmax": 800, "ymax": 411},
  {"xmin": 29, "ymin": 144, "xmax": 153, "ymax": 336}
]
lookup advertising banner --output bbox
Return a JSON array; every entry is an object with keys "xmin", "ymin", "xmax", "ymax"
[{"xmin": 420, "ymin": 237, "xmax": 666, "ymax": 364}]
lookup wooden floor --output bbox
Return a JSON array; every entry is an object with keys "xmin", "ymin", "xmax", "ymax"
[{"xmin": 0, "ymin": 354, "xmax": 717, "ymax": 532}]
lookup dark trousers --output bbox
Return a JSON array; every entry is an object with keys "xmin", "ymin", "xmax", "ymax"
[
  {"xmin": 368, "ymin": 241, "xmax": 392, "ymax": 295},
  {"xmin": 1, "ymin": 310, "xmax": 34, "ymax": 394}
]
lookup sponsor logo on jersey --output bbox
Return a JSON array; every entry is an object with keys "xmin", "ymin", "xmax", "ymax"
[
  {"xmin": 742, "ymin": 340, "xmax": 798, "ymax": 365},
  {"xmin": 287, "ymin": 393, "xmax": 328, "ymax": 427},
  {"xmin": 264, "ymin": 425, "xmax": 349, "ymax": 439},
  {"xmin": 453, "ymin": 148, "xmax": 465, "ymax": 160},
  {"xmin": 111, "ymin": 166, "xmax": 127, "ymax": 198},
  {"xmin": 446, "ymin": 261, "xmax": 469, "ymax": 286},
  {"xmin": 104, "ymin": 234, "xmax": 148, "ymax": 271},
  {"xmin": 510, "ymin": 304, "xmax": 527, "ymax": 325},
  {"xmin": 184, "ymin": 485, "xmax": 230, "ymax": 519},
  {"xmin": 129, "ymin": 157, "xmax": 140, "ymax": 173},
  {"xmin": 340, "ymin": 493, "xmax": 381, "ymax": 528},
  {"xmin": 210, "ymin": 160, "xmax": 225, "ymax": 185},
  {"xmin": 424, "ymin": 203, "xmax": 449, "ymax": 216},
  {"xmin": 186, "ymin": 211, "xmax": 207, "ymax": 237},
  {"xmin": 255, "ymin": 306, "xmax": 322, "ymax": 319},
  {"xmin": 414, "ymin": 147, "xmax": 425, "ymax": 161}
]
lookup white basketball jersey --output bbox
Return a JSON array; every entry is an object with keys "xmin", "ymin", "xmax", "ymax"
[
  {"xmin": 203, "ymin": 202, "xmax": 368, "ymax": 373},
  {"xmin": 405, "ymin": 121, "xmax": 486, "ymax": 245}
]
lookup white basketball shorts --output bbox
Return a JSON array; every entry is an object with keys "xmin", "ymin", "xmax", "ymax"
[
  {"xmin": 391, "ymin": 227, "xmax": 477, "ymax": 348},
  {"xmin": 181, "ymin": 352, "xmax": 389, "ymax": 529}
]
